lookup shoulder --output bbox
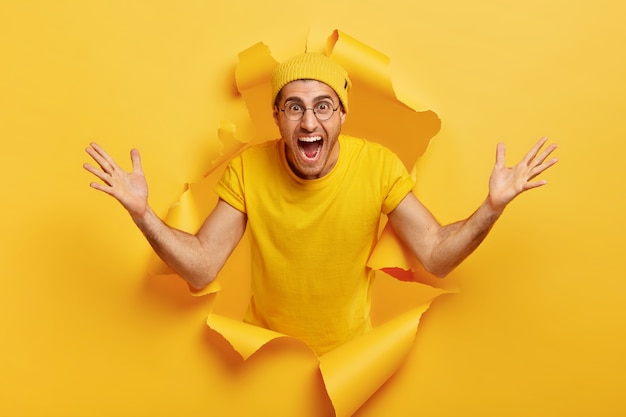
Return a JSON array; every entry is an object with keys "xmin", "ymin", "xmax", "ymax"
[
  {"xmin": 340, "ymin": 134, "xmax": 402, "ymax": 163},
  {"xmin": 239, "ymin": 139, "xmax": 280, "ymax": 158},
  {"xmin": 228, "ymin": 140, "xmax": 281, "ymax": 169}
]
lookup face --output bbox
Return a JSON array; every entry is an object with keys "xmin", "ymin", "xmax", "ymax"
[{"xmin": 273, "ymin": 79, "xmax": 346, "ymax": 180}]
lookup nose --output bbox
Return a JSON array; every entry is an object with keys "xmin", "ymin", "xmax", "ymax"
[{"xmin": 299, "ymin": 108, "xmax": 319, "ymax": 131}]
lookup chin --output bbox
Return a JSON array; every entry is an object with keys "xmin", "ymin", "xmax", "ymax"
[{"xmin": 292, "ymin": 162, "xmax": 325, "ymax": 179}]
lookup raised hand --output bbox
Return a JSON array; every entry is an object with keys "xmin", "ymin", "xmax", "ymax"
[
  {"xmin": 83, "ymin": 143, "xmax": 149, "ymax": 218},
  {"xmin": 488, "ymin": 137, "xmax": 558, "ymax": 211}
]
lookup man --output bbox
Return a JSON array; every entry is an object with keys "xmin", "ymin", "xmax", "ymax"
[{"xmin": 84, "ymin": 52, "xmax": 558, "ymax": 355}]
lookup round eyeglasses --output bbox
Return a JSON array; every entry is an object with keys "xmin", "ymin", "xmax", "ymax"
[{"xmin": 279, "ymin": 100, "xmax": 340, "ymax": 121}]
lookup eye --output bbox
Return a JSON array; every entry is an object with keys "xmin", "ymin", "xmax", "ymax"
[
  {"xmin": 315, "ymin": 101, "xmax": 331, "ymax": 111},
  {"xmin": 287, "ymin": 102, "xmax": 303, "ymax": 112}
]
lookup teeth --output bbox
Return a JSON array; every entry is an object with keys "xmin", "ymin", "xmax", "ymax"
[{"xmin": 299, "ymin": 136, "xmax": 322, "ymax": 143}]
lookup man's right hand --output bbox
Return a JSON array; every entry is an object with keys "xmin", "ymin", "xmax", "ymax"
[{"xmin": 84, "ymin": 142, "xmax": 149, "ymax": 219}]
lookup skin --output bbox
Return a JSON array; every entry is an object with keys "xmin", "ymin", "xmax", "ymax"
[
  {"xmin": 84, "ymin": 79, "xmax": 558, "ymax": 289},
  {"xmin": 84, "ymin": 142, "xmax": 246, "ymax": 289},
  {"xmin": 388, "ymin": 138, "xmax": 558, "ymax": 276},
  {"xmin": 272, "ymin": 80, "xmax": 346, "ymax": 179}
]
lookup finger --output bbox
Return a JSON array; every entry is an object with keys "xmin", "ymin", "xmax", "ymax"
[
  {"xmin": 522, "ymin": 137, "xmax": 549, "ymax": 165},
  {"xmin": 524, "ymin": 179, "xmax": 548, "ymax": 191},
  {"xmin": 88, "ymin": 180, "xmax": 114, "ymax": 195},
  {"xmin": 532, "ymin": 143, "xmax": 558, "ymax": 167},
  {"xmin": 87, "ymin": 142, "xmax": 118, "ymax": 173},
  {"xmin": 83, "ymin": 162, "xmax": 113, "ymax": 185},
  {"xmin": 528, "ymin": 155, "xmax": 559, "ymax": 180},
  {"xmin": 85, "ymin": 145, "xmax": 111, "ymax": 172},
  {"xmin": 495, "ymin": 142, "xmax": 506, "ymax": 168},
  {"xmin": 130, "ymin": 148, "xmax": 144, "ymax": 176},
  {"xmin": 525, "ymin": 151, "xmax": 558, "ymax": 181}
]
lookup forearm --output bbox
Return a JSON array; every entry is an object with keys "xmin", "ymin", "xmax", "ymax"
[
  {"xmin": 426, "ymin": 198, "xmax": 503, "ymax": 277},
  {"xmin": 390, "ymin": 138, "xmax": 557, "ymax": 278},
  {"xmin": 132, "ymin": 206, "xmax": 214, "ymax": 289},
  {"xmin": 84, "ymin": 143, "xmax": 242, "ymax": 289}
]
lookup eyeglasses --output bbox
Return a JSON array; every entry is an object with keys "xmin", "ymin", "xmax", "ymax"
[{"xmin": 279, "ymin": 100, "xmax": 340, "ymax": 121}]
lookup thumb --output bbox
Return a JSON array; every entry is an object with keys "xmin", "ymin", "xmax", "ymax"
[
  {"xmin": 130, "ymin": 148, "xmax": 144, "ymax": 175},
  {"xmin": 495, "ymin": 142, "xmax": 506, "ymax": 168}
]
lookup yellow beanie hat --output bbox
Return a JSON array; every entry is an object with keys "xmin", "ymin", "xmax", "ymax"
[{"xmin": 271, "ymin": 52, "xmax": 352, "ymax": 113}]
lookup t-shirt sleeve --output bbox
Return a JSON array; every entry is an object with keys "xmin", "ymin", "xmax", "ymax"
[
  {"xmin": 215, "ymin": 154, "xmax": 247, "ymax": 214},
  {"xmin": 381, "ymin": 153, "xmax": 415, "ymax": 214}
]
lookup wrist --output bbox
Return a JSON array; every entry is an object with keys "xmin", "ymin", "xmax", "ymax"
[
  {"xmin": 484, "ymin": 196, "xmax": 505, "ymax": 218},
  {"xmin": 130, "ymin": 204, "xmax": 154, "ymax": 229}
]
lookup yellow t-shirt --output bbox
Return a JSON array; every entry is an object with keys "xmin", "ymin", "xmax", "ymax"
[{"xmin": 215, "ymin": 134, "xmax": 415, "ymax": 355}]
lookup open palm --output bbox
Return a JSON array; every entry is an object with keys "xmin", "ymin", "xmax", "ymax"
[
  {"xmin": 488, "ymin": 137, "xmax": 558, "ymax": 211},
  {"xmin": 84, "ymin": 143, "xmax": 149, "ymax": 218}
]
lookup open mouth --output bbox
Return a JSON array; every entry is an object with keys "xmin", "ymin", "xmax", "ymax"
[{"xmin": 298, "ymin": 136, "xmax": 323, "ymax": 161}]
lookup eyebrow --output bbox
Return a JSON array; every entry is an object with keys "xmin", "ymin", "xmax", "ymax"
[{"xmin": 283, "ymin": 95, "xmax": 336, "ymax": 105}]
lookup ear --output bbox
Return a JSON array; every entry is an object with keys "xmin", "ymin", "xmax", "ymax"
[
  {"xmin": 340, "ymin": 108, "xmax": 346, "ymax": 125},
  {"xmin": 273, "ymin": 107, "xmax": 280, "ymax": 125}
]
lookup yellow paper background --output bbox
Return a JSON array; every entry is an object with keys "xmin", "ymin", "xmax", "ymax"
[{"xmin": 1, "ymin": 1, "xmax": 625, "ymax": 416}]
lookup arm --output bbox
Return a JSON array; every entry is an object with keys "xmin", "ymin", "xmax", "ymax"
[
  {"xmin": 387, "ymin": 137, "xmax": 558, "ymax": 277},
  {"xmin": 83, "ymin": 143, "xmax": 246, "ymax": 290}
]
